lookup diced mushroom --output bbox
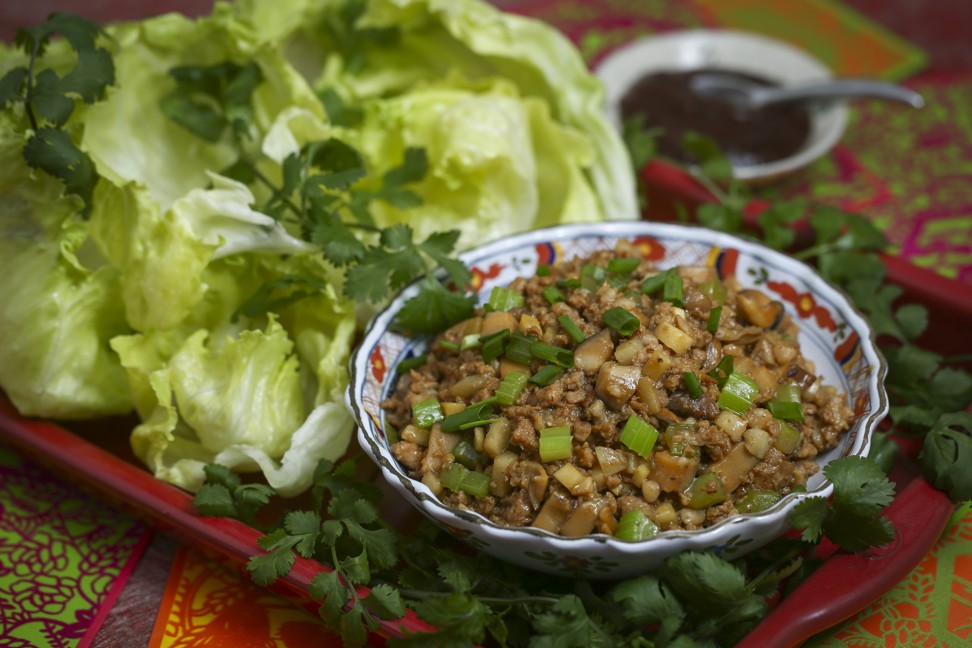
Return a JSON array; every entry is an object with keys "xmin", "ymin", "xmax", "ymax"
[
  {"xmin": 636, "ymin": 377, "xmax": 665, "ymax": 414},
  {"xmin": 667, "ymin": 391, "xmax": 720, "ymax": 421},
  {"xmin": 595, "ymin": 362, "xmax": 641, "ymax": 410},
  {"xmin": 736, "ymin": 289, "xmax": 785, "ymax": 329},
  {"xmin": 708, "ymin": 443, "xmax": 760, "ymax": 493},
  {"xmin": 532, "ymin": 489, "xmax": 574, "ymax": 533},
  {"xmin": 490, "ymin": 451, "xmax": 518, "ymax": 497},
  {"xmin": 511, "ymin": 460, "xmax": 549, "ymax": 509},
  {"xmin": 482, "ymin": 310, "xmax": 517, "ymax": 336},
  {"xmin": 574, "ymin": 329, "xmax": 614, "ymax": 373},
  {"xmin": 484, "ymin": 419, "xmax": 511, "ymax": 457},
  {"xmin": 651, "ymin": 450, "xmax": 699, "ymax": 493},
  {"xmin": 560, "ymin": 500, "xmax": 598, "ymax": 537},
  {"xmin": 518, "ymin": 313, "xmax": 542, "ymax": 337}
]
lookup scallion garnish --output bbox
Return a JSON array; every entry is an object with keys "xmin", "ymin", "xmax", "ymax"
[
  {"xmin": 439, "ymin": 463, "xmax": 490, "ymax": 498},
  {"xmin": 441, "ymin": 399, "xmax": 496, "ymax": 433},
  {"xmin": 412, "ymin": 398, "xmax": 444, "ymax": 429},
  {"xmin": 707, "ymin": 306, "xmax": 722, "ymax": 334},
  {"xmin": 543, "ymin": 285, "xmax": 566, "ymax": 304},
  {"xmin": 768, "ymin": 383, "xmax": 804, "ymax": 420},
  {"xmin": 683, "ymin": 371, "xmax": 703, "ymax": 399},
  {"xmin": 496, "ymin": 370, "xmax": 528, "ymax": 405},
  {"xmin": 396, "ymin": 353, "xmax": 427, "ymax": 374},
  {"xmin": 603, "ymin": 307, "xmax": 640, "ymax": 336},
  {"xmin": 487, "ymin": 285, "xmax": 525, "ymax": 312},
  {"xmin": 614, "ymin": 509, "xmax": 658, "ymax": 542},
  {"xmin": 480, "ymin": 329, "xmax": 510, "ymax": 363},
  {"xmin": 530, "ymin": 341, "xmax": 574, "ymax": 368},
  {"xmin": 699, "ymin": 278, "xmax": 728, "ymax": 305},
  {"xmin": 663, "ymin": 269, "xmax": 684, "ymax": 307},
  {"xmin": 557, "ymin": 278, "xmax": 582, "ymax": 291},
  {"xmin": 536, "ymin": 263, "xmax": 552, "ymax": 277},
  {"xmin": 580, "ymin": 264, "xmax": 606, "ymax": 291},
  {"xmin": 717, "ymin": 372, "xmax": 759, "ymax": 415},
  {"xmin": 620, "ymin": 415, "xmax": 659, "ymax": 459},
  {"xmin": 607, "ymin": 257, "xmax": 640, "ymax": 275},
  {"xmin": 529, "ymin": 364, "xmax": 563, "ymax": 387},
  {"xmin": 539, "ymin": 425, "xmax": 573, "ymax": 462},
  {"xmin": 557, "ymin": 314, "xmax": 585, "ymax": 343},
  {"xmin": 438, "ymin": 340, "xmax": 459, "ymax": 351},
  {"xmin": 460, "ymin": 333, "xmax": 482, "ymax": 350},
  {"xmin": 452, "ymin": 438, "xmax": 481, "ymax": 468},
  {"xmin": 708, "ymin": 355, "xmax": 734, "ymax": 388},
  {"xmin": 504, "ymin": 333, "xmax": 535, "ymax": 365},
  {"xmin": 640, "ymin": 269, "xmax": 669, "ymax": 295}
]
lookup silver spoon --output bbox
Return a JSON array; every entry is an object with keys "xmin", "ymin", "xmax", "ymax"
[{"xmin": 690, "ymin": 72, "xmax": 925, "ymax": 109}]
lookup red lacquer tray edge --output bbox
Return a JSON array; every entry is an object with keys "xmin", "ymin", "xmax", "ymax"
[{"xmin": 0, "ymin": 398, "xmax": 435, "ymax": 641}]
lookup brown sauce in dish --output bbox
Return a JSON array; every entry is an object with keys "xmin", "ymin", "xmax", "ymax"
[{"xmin": 619, "ymin": 68, "xmax": 812, "ymax": 167}]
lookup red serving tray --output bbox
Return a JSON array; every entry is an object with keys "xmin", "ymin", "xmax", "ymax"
[{"xmin": 0, "ymin": 161, "xmax": 964, "ymax": 647}]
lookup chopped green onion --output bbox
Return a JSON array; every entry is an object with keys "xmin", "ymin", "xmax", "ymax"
[
  {"xmin": 439, "ymin": 463, "xmax": 490, "ymax": 498},
  {"xmin": 396, "ymin": 353, "xmax": 427, "ymax": 374},
  {"xmin": 481, "ymin": 329, "xmax": 510, "ymax": 363},
  {"xmin": 557, "ymin": 278, "xmax": 583, "ymax": 291},
  {"xmin": 543, "ymin": 285, "xmax": 566, "ymax": 304},
  {"xmin": 530, "ymin": 341, "xmax": 574, "ymax": 368},
  {"xmin": 439, "ymin": 463, "xmax": 464, "ymax": 491},
  {"xmin": 663, "ymin": 270, "xmax": 684, "ymax": 307},
  {"xmin": 539, "ymin": 426, "xmax": 573, "ymax": 462},
  {"xmin": 529, "ymin": 365, "xmax": 563, "ymax": 387},
  {"xmin": 687, "ymin": 473, "xmax": 727, "ymax": 508},
  {"xmin": 708, "ymin": 355, "xmax": 734, "ymax": 388},
  {"xmin": 717, "ymin": 371, "xmax": 759, "ymax": 415},
  {"xmin": 558, "ymin": 315, "xmax": 585, "ymax": 344},
  {"xmin": 607, "ymin": 257, "xmax": 640, "ymax": 275},
  {"xmin": 619, "ymin": 415, "xmax": 659, "ymax": 459},
  {"xmin": 536, "ymin": 263, "xmax": 552, "ymax": 277},
  {"xmin": 699, "ymin": 279, "xmax": 727, "ymax": 305},
  {"xmin": 460, "ymin": 333, "xmax": 482, "ymax": 350},
  {"xmin": 451, "ymin": 438, "xmax": 481, "ymax": 468},
  {"xmin": 460, "ymin": 469, "xmax": 491, "ymax": 498},
  {"xmin": 438, "ymin": 340, "xmax": 459, "ymax": 351},
  {"xmin": 663, "ymin": 422, "xmax": 694, "ymax": 456},
  {"xmin": 615, "ymin": 509, "xmax": 658, "ymax": 542},
  {"xmin": 504, "ymin": 333, "xmax": 535, "ymax": 365},
  {"xmin": 412, "ymin": 398, "xmax": 444, "ymax": 429},
  {"xmin": 496, "ymin": 371, "xmax": 529, "ymax": 405},
  {"xmin": 580, "ymin": 264, "xmax": 607, "ymax": 291},
  {"xmin": 707, "ymin": 306, "xmax": 722, "ymax": 334},
  {"xmin": 603, "ymin": 307, "xmax": 641, "ymax": 336},
  {"xmin": 774, "ymin": 421, "xmax": 801, "ymax": 455},
  {"xmin": 441, "ymin": 400, "xmax": 496, "ymax": 433},
  {"xmin": 640, "ymin": 270, "xmax": 668, "ymax": 295},
  {"xmin": 488, "ymin": 286, "xmax": 525, "ymax": 312},
  {"xmin": 682, "ymin": 372, "xmax": 703, "ymax": 399},
  {"xmin": 736, "ymin": 490, "xmax": 781, "ymax": 513},
  {"xmin": 768, "ymin": 383, "xmax": 804, "ymax": 420}
]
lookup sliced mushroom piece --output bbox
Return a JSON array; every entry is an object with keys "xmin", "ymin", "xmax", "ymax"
[
  {"xmin": 667, "ymin": 391, "xmax": 720, "ymax": 421},
  {"xmin": 513, "ymin": 460, "xmax": 550, "ymax": 510},
  {"xmin": 595, "ymin": 362, "xmax": 641, "ymax": 410},
  {"xmin": 574, "ymin": 328, "xmax": 614, "ymax": 373},
  {"xmin": 531, "ymin": 489, "xmax": 574, "ymax": 533},
  {"xmin": 736, "ymin": 289, "xmax": 785, "ymax": 329}
]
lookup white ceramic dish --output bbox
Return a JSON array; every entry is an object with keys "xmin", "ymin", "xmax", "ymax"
[
  {"xmin": 347, "ymin": 221, "xmax": 887, "ymax": 579},
  {"xmin": 594, "ymin": 30, "xmax": 849, "ymax": 183}
]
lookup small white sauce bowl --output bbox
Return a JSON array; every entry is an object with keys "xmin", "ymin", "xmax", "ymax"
[
  {"xmin": 595, "ymin": 30, "xmax": 849, "ymax": 184},
  {"xmin": 347, "ymin": 222, "xmax": 886, "ymax": 579}
]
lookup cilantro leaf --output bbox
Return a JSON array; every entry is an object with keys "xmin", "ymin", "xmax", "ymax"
[
  {"xmin": 248, "ymin": 530, "xmax": 298, "ymax": 586},
  {"xmin": 23, "ymin": 127, "xmax": 98, "ymax": 216},
  {"xmin": 756, "ymin": 199, "xmax": 806, "ymax": 250},
  {"xmin": 394, "ymin": 279, "xmax": 476, "ymax": 334},
  {"xmin": 363, "ymin": 583, "xmax": 407, "ymax": 620},
  {"xmin": 608, "ymin": 574, "xmax": 684, "ymax": 628},
  {"xmin": 826, "ymin": 456, "xmax": 895, "ymax": 517},
  {"xmin": 919, "ymin": 412, "xmax": 972, "ymax": 501},
  {"xmin": 789, "ymin": 496, "xmax": 829, "ymax": 543},
  {"xmin": 193, "ymin": 483, "xmax": 238, "ymax": 519},
  {"xmin": 531, "ymin": 594, "xmax": 610, "ymax": 648}
]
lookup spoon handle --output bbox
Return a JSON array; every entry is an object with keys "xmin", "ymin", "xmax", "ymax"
[{"xmin": 759, "ymin": 79, "xmax": 925, "ymax": 108}]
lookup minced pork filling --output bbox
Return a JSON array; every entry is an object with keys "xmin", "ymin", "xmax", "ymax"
[{"xmin": 382, "ymin": 242, "xmax": 854, "ymax": 539}]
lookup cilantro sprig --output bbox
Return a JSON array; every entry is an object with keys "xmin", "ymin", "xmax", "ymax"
[
  {"xmin": 0, "ymin": 12, "xmax": 115, "ymax": 216},
  {"xmin": 160, "ymin": 60, "xmax": 475, "ymax": 332}
]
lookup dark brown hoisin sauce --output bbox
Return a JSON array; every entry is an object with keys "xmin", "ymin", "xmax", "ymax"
[{"xmin": 619, "ymin": 68, "xmax": 811, "ymax": 167}]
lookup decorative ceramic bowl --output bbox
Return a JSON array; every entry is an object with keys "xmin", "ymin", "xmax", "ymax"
[
  {"xmin": 346, "ymin": 222, "xmax": 887, "ymax": 579},
  {"xmin": 594, "ymin": 30, "xmax": 849, "ymax": 184}
]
